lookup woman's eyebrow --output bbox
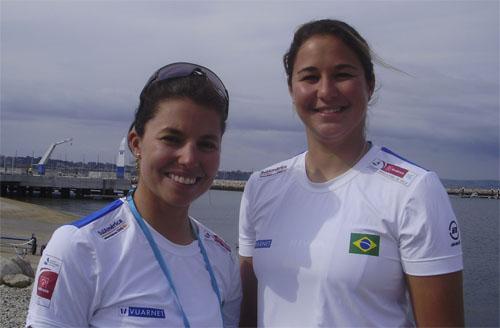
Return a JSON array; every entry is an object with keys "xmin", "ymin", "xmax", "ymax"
[
  {"xmin": 296, "ymin": 66, "xmax": 317, "ymax": 75},
  {"xmin": 335, "ymin": 64, "xmax": 358, "ymax": 70},
  {"xmin": 296, "ymin": 63, "xmax": 358, "ymax": 75},
  {"xmin": 200, "ymin": 134, "xmax": 221, "ymax": 142},
  {"xmin": 160, "ymin": 127, "xmax": 219, "ymax": 141},
  {"xmin": 160, "ymin": 127, "xmax": 183, "ymax": 135}
]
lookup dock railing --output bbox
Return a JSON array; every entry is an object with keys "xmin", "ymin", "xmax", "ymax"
[{"xmin": 0, "ymin": 233, "xmax": 37, "ymax": 256}]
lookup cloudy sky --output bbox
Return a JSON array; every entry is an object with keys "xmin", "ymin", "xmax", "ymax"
[{"xmin": 1, "ymin": 0, "xmax": 498, "ymax": 180}]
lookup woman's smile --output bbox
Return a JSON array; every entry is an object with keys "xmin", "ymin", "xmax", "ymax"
[
  {"xmin": 167, "ymin": 172, "xmax": 198, "ymax": 185},
  {"xmin": 314, "ymin": 106, "xmax": 349, "ymax": 116}
]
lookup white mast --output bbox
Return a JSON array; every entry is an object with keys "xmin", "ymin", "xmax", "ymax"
[{"xmin": 116, "ymin": 137, "xmax": 126, "ymax": 178}]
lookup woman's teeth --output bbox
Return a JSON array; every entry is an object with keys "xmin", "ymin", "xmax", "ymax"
[
  {"xmin": 168, "ymin": 173, "xmax": 196, "ymax": 185},
  {"xmin": 318, "ymin": 107, "xmax": 345, "ymax": 113}
]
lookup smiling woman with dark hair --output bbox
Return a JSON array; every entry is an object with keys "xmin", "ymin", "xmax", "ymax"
[
  {"xmin": 27, "ymin": 62, "xmax": 241, "ymax": 327},
  {"xmin": 239, "ymin": 19, "xmax": 464, "ymax": 327}
]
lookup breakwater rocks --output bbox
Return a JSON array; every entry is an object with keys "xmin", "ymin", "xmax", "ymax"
[
  {"xmin": 0, "ymin": 255, "xmax": 35, "ymax": 328},
  {"xmin": 0, "ymin": 256, "xmax": 34, "ymax": 288},
  {"xmin": 447, "ymin": 188, "xmax": 500, "ymax": 199},
  {"xmin": 212, "ymin": 180, "xmax": 500, "ymax": 199},
  {"xmin": 211, "ymin": 179, "xmax": 246, "ymax": 192}
]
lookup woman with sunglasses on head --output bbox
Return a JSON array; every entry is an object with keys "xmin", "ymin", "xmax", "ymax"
[
  {"xmin": 239, "ymin": 19, "xmax": 464, "ymax": 327},
  {"xmin": 27, "ymin": 62, "xmax": 241, "ymax": 327}
]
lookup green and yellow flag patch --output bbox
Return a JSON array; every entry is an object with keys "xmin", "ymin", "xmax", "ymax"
[{"xmin": 349, "ymin": 233, "xmax": 380, "ymax": 256}]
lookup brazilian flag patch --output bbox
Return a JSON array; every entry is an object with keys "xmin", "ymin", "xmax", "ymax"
[{"xmin": 349, "ymin": 233, "xmax": 380, "ymax": 256}]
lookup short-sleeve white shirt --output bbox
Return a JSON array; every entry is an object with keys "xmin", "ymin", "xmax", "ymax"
[
  {"xmin": 27, "ymin": 198, "xmax": 241, "ymax": 327},
  {"xmin": 239, "ymin": 145, "xmax": 463, "ymax": 327}
]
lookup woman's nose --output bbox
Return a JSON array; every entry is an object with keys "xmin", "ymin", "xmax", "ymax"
[
  {"xmin": 177, "ymin": 143, "xmax": 198, "ymax": 167},
  {"xmin": 317, "ymin": 77, "xmax": 339, "ymax": 101}
]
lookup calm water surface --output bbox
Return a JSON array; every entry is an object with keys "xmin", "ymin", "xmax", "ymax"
[{"xmin": 16, "ymin": 191, "xmax": 500, "ymax": 327}]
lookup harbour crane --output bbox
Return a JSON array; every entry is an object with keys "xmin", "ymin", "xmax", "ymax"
[{"xmin": 36, "ymin": 138, "xmax": 73, "ymax": 175}]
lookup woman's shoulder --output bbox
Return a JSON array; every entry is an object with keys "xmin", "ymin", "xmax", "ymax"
[
  {"xmin": 246, "ymin": 152, "xmax": 305, "ymax": 189},
  {"xmin": 52, "ymin": 198, "xmax": 130, "ymax": 248},
  {"xmin": 361, "ymin": 145, "xmax": 447, "ymax": 206},
  {"xmin": 70, "ymin": 198, "xmax": 127, "ymax": 229},
  {"xmin": 365, "ymin": 145, "xmax": 435, "ymax": 187},
  {"xmin": 193, "ymin": 219, "xmax": 234, "ymax": 256}
]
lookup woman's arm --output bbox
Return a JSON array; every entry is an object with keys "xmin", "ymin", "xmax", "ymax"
[
  {"xmin": 26, "ymin": 225, "xmax": 95, "ymax": 327},
  {"xmin": 239, "ymin": 256, "xmax": 257, "ymax": 327},
  {"xmin": 406, "ymin": 271, "xmax": 464, "ymax": 327}
]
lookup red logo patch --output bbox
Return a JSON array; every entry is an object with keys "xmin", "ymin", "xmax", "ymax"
[
  {"xmin": 382, "ymin": 163, "xmax": 408, "ymax": 178},
  {"xmin": 204, "ymin": 232, "xmax": 231, "ymax": 252},
  {"xmin": 214, "ymin": 235, "xmax": 231, "ymax": 252},
  {"xmin": 37, "ymin": 270, "xmax": 59, "ymax": 300}
]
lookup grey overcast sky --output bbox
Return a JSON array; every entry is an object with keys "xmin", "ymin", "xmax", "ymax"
[{"xmin": 1, "ymin": 0, "xmax": 498, "ymax": 180}]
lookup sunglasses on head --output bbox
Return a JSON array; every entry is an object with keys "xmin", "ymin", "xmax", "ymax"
[{"xmin": 140, "ymin": 62, "xmax": 229, "ymax": 116}]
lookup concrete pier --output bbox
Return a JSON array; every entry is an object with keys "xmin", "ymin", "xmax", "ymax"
[
  {"xmin": 0, "ymin": 173, "xmax": 247, "ymax": 197},
  {"xmin": 0, "ymin": 173, "xmax": 131, "ymax": 198},
  {"xmin": 1, "ymin": 173, "xmax": 498, "ymax": 198}
]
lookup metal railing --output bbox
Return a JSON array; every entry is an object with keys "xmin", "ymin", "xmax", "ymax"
[{"xmin": 0, "ymin": 233, "xmax": 37, "ymax": 256}]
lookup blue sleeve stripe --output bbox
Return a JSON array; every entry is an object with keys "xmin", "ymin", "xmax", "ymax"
[
  {"xmin": 71, "ymin": 199, "xmax": 124, "ymax": 228},
  {"xmin": 381, "ymin": 147, "xmax": 428, "ymax": 171}
]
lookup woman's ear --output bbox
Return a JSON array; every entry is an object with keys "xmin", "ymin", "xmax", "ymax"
[
  {"xmin": 368, "ymin": 80, "xmax": 375, "ymax": 100},
  {"xmin": 289, "ymin": 85, "xmax": 296, "ymax": 105},
  {"xmin": 128, "ymin": 128, "xmax": 141, "ymax": 157}
]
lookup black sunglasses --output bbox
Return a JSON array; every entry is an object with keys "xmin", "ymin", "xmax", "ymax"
[{"xmin": 140, "ymin": 62, "xmax": 229, "ymax": 117}]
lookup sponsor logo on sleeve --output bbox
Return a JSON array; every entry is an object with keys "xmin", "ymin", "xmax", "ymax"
[
  {"xmin": 449, "ymin": 220, "xmax": 461, "ymax": 247},
  {"xmin": 37, "ymin": 271, "xmax": 58, "ymax": 300},
  {"xmin": 95, "ymin": 218, "xmax": 128, "ymax": 240},
  {"xmin": 36, "ymin": 254, "xmax": 62, "ymax": 308},
  {"xmin": 349, "ymin": 233, "xmax": 380, "ymax": 256},
  {"xmin": 259, "ymin": 165, "xmax": 287, "ymax": 178},
  {"xmin": 370, "ymin": 159, "xmax": 416, "ymax": 186},
  {"xmin": 119, "ymin": 306, "xmax": 166, "ymax": 319},
  {"xmin": 213, "ymin": 234, "xmax": 231, "ymax": 252},
  {"xmin": 203, "ymin": 232, "xmax": 231, "ymax": 252},
  {"xmin": 255, "ymin": 239, "xmax": 272, "ymax": 249},
  {"xmin": 383, "ymin": 163, "xmax": 408, "ymax": 177}
]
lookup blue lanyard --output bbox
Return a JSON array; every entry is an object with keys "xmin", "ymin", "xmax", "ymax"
[{"xmin": 127, "ymin": 194, "xmax": 223, "ymax": 327}]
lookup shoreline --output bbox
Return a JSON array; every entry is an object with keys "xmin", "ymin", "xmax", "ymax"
[
  {"xmin": 1, "ymin": 197, "xmax": 79, "ymax": 266},
  {"xmin": 0, "ymin": 197, "xmax": 80, "ymax": 327}
]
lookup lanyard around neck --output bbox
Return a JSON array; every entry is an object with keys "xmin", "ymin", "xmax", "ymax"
[{"xmin": 126, "ymin": 194, "xmax": 223, "ymax": 328}]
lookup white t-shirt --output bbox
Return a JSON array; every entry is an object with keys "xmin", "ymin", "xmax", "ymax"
[
  {"xmin": 239, "ymin": 145, "xmax": 463, "ymax": 327},
  {"xmin": 27, "ymin": 198, "xmax": 241, "ymax": 327}
]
